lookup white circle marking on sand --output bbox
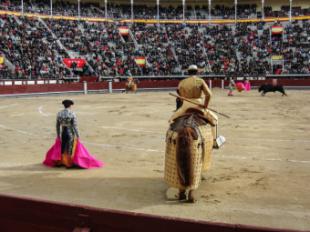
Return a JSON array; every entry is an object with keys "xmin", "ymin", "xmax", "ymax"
[
  {"xmin": 84, "ymin": 141, "xmax": 163, "ymax": 153},
  {"xmin": 101, "ymin": 126, "xmax": 162, "ymax": 134},
  {"xmin": 232, "ymin": 137, "xmax": 310, "ymax": 144},
  {"xmin": 38, "ymin": 106, "xmax": 95, "ymax": 117},
  {"xmin": 222, "ymin": 155, "xmax": 310, "ymax": 164},
  {"xmin": 0, "ymin": 104, "xmax": 18, "ymax": 110},
  {"xmin": 1, "ymin": 122, "xmax": 309, "ymax": 164},
  {"xmin": 38, "ymin": 106, "xmax": 50, "ymax": 117},
  {"xmin": 101, "ymin": 126, "xmax": 310, "ymax": 143},
  {"xmin": 0, "ymin": 124, "xmax": 33, "ymax": 135}
]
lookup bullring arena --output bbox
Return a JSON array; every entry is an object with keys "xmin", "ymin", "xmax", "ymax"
[
  {"xmin": 0, "ymin": 87, "xmax": 309, "ymax": 231},
  {"xmin": 1, "ymin": 0, "xmax": 310, "ymax": 230}
]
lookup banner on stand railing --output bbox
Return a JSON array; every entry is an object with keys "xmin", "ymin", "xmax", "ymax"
[
  {"xmin": 63, "ymin": 58, "xmax": 86, "ymax": 69},
  {"xmin": 271, "ymin": 26, "xmax": 283, "ymax": 34},
  {"xmin": 271, "ymin": 55, "xmax": 284, "ymax": 60},
  {"xmin": 119, "ymin": 26, "xmax": 129, "ymax": 35}
]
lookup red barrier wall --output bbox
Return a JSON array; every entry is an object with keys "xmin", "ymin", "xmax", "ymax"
[
  {"xmin": 87, "ymin": 82, "xmax": 108, "ymax": 90},
  {"xmin": 0, "ymin": 83, "xmax": 83, "ymax": 95},
  {"xmin": 80, "ymin": 76, "xmax": 98, "ymax": 83},
  {"xmin": 107, "ymin": 80, "xmax": 180, "ymax": 89},
  {"xmin": 137, "ymin": 80, "xmax": 180, "ymax": 88},
  {"xmin": 1, "ymin": 79, "xmax": 310, "ymax": 95},
  {"xmin": 0, "ymin": 194, "xmax": 303, "ymax": 232}
]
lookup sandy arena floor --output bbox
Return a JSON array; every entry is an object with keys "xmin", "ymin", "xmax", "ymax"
[{"xmin": 0, "ymin": 89, "xmax": 309, "ymax": 231}]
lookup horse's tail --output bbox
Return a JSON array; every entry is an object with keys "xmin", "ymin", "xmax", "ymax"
[{"xmin": 176, "ymin": 127, "xmax": 195, "ymax": 187}]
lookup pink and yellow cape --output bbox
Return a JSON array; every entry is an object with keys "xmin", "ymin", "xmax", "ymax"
[{"xmin": 43, "ymin": 138, "xmax": 103, "ymax": 169}]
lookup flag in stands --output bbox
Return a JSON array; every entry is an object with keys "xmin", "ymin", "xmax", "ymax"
[
  {"xmin": 271, "ymin": 55, "xmax": 284, "ymax": 60},
  {"xmin": 0, "ymin": 56, "xmax": 4, "ymax": 64},
  {"xmin": 119, "ymin": 26, "xmax": 129, "ymax": 36},
  {"xmin": 134, "ymin": 57, "xmax": 146, "ymax": 67},
  {"xmin": 271, "ymin": 26, "xmax": 283, "ymax": 34},
  {"xmin": 63, "ymin": 58, "xmax": 86, "ymax": 69}
]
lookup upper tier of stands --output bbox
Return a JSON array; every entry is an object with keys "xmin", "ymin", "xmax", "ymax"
[
  {"xmin": 1, "ymin": 0, "xmax": 310, "ymax": 19},
  {"xmin": 0, "ymin": 1, "xmax": 309, "ymax": 79}
]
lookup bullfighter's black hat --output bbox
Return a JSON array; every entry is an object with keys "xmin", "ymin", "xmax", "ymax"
[{"xmin": 62, "ymin": 99, "xmax": 74, "ymax": 108}]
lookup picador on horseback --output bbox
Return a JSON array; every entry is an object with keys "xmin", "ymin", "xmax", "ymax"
[
  {"xmin": 170, "ymin": 65, "xmax": 224, "ymax": 148},
  {"xmin": 164, "ymin": 65, "xmax": 225, "ymax": 203},
  {"xmin": 124, "ymin": 77, "xmax": 138, "ymax": 93}
]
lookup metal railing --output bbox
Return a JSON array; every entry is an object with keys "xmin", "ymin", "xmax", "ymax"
[
  {"xmin": 99, "ymin": 74, "xmax": 310, "ymax": 81},
  {"xmin": 1, "ymin": 74, "xmax": 310, "ymax": 85},
  {"xmin": 1, "ymin": 9, "xmax": 310, "ymax": 24}
]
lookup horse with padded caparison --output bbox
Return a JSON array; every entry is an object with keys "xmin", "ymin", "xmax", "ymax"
[
  {"xmin": 258, "ymin": 84, "xmax": 287, "ymax": 96},
  {"xmin": 164, "ymin": 108, "xmax": 213, "ymax": 203}
]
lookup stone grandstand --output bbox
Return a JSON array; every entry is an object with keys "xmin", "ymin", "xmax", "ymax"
[{"xmin": 0, "ymin": 0, "xmax": 309, "ymax": 79}]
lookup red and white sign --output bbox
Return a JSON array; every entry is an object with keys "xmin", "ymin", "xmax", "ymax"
[{"xmin": 63, "ymin": 58, "xmax": 86, "ymax": 69}]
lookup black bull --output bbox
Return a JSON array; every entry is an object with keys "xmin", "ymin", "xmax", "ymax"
[{"xmin": 258, "ymin": 84, "xmax": 287, "ymax": 96}]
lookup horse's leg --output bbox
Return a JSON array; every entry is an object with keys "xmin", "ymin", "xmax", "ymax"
[
  {"xmin": 188, "ymin": 190, "xmax": 197, "ymax": 203},
  {"xmin": 179, "ymin": 190, "xmax": 186, "ymax": 201},
  {"xmin": 177, "ymin": 127, "xmax": 195, "ymax": 202}
]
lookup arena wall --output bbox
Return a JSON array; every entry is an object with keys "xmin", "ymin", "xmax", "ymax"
[
  {"xmin": 1, "ymin": 79, "xmax": 310, "ymax": 96},
  {"xmin": 0, "ymin": 194, "xmax": 303, "ymax": 232}
]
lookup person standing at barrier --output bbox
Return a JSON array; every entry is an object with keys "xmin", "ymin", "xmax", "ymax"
[
  {"xmin": 169, "ymin": 65, "xmax": 223, "ymax": 148},
  {"xmin": 227, "ymin": 77, "xmax": 236, "ymax": 96}
]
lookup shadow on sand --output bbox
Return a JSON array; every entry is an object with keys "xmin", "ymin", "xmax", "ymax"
[{"xmin": 0, "ymin": 163, "xmax": 168, "ymax": 211}]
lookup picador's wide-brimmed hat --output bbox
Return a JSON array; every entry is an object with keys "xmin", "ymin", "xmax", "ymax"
[
  {"xmin": 188, "ymin": 65, "xmax": 198, "ymax": 71},
  {"xmin": 62, "ymin": 99, "xmax": 74, "ymax": 107}
]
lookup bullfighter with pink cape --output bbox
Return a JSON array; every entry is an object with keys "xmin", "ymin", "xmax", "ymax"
[
  {"xmin": 43, "ymin": 100, "xmax": 103, "ymax": 169},
  {"xmin": 244, "ymin": 79, "xmax": 251, "ymax": 91}
]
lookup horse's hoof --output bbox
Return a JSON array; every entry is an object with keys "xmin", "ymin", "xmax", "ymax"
[
  {"xmin": 201, "ymin": 174, "xmax": 207, "ymax": 181},
  {"xmin": 187, "ymin": 190, "xmax": 197, "ymax": 203},
  {"xmin": 187, "ymin": 197, "xmax": 197, "ymax": 203},
  {"xmin": 178, "ymin": 191, "xmax": 187, "ymax": 201}
]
